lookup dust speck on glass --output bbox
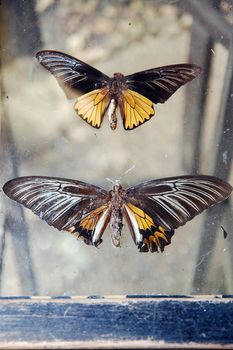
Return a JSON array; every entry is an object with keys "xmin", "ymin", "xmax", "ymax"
[{"xmin": 0, "ymin": 0, "xmax": 232, "ymax": 296}]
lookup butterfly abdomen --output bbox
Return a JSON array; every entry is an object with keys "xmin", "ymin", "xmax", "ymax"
[
  {"xmin": 108, "ymin": 99, "xmax": 118, "ymax": 130},
  {"xmin": 109, "ymin": 183, "xmax": 126, "ymax": 247},
  {"xmin": 106, "ymin": 73, "xmax": 127, "ymax": 130},
  {"xmin": 110, "ymin": 208, "xmax": 123, "ymax": 247}
]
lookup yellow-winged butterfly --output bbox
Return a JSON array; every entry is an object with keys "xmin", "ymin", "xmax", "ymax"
[
  {"xmin": 3, "ymin": 175, "xmax": 232, "ymax": 253},
  {"xmin": 36, "ymin": 50, "xmax": 202, "ymax": 130}
]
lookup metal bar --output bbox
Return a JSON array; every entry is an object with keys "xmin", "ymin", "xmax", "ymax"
[
  {"xmin": 192, "ymin": 34, "xmax": 233, "ymax": 293},
  {"xmin": 182, "ymin": 21, "xmax": 214, "ymax": 173},
  {"xmin": 1, "ymin": 108, "xmax": 37, "ymax": 295},
  {"xmin": 0, "ymin": 56, "xmax": 37, "ymax": 296},
  {"xmin": 0, "ymin": 0, "xmax": 41, "ymax": 295},
  {"xmin": 182, "ymin": 0, "xmax": 232, "ymax": 48}
]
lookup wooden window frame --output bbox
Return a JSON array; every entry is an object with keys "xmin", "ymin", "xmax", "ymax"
[{"xmin": 0, "ymin": 295, "xmax": 232, "ymax": 348}]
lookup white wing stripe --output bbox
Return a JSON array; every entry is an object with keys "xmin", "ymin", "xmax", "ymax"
[
  {"xmin": 63, "ymin": 74, "xmax": 86, "ymax": 83},
  {"xmin": 92, "ymin": 207, "xmax": 111, "ymax": 244},
  {"xmin": 42, "ymin": 57, "xmax": 76, "ymax": 64},
  {"xmin": 147, "ymin": 80, "xmax": 170, "ymax": 92},
  {"xmin": 176, "ymin": 179, "xmax": 226, "ymax": 189},
  {"xmin": 157, "ymin": 78, "xmax": 178, "ymax": 87},
  {"xmin": 180, "ymin": 183, "xmax": 223, "ymax": 197},
  {"xmin": 154, "ymin": 198, "xmax": 183, "ymax": 222},
  {"xmin": 171, "ymin": 190, "xmax": 209, "ymax": 206},
  {"xmin": 43, "ymin": 196, "xmax": 81, "ymax": 216},
  {"xmin": 43, "ymin": 62, "xmax": 74, "ymax": 68},
  {"xmin": 179, "ymin": 186, "xmax": 216, "ymax": 201},
  {"xmin": 170, "ymin": 193, "xmax": 200, "ymax": 211},
  {"xmin": 31, "ymin": 193, "xmax": 61, "ymax": 210},
  {"xmin": 124, "ymin": 206, "xmax": 142, "ymax": 244},
  {"xmin": 163, "ymin": 195, "xmax": 191, "ymax": 217},
  {"xmin": 50, "ymin": 199, "xmax": 81, "ymax": 222}
]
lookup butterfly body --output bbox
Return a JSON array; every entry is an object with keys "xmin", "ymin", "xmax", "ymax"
[
  {"xmin": 36, "ymin": 50, "xmax": 202, "ymax": 130},
  {"xmin": 108, "ymin": 99, "xmax": 117, "ymax": 130},
  {"xmin": 3, "ymin": 175, "xmax": 232, "ymax": 253},
  {"xmin": 108, "ymin": 183, "xmax": 126, "ymax": 246},
  {"xmin": 106, "ymin": 73, "xmax": 128, "ymax": 130}
]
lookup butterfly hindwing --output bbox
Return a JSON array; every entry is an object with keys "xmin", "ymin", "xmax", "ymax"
[
  {"xmin": 74, "ymin": 88, "xmax": 110, "ymax": 128},
  {"xmin": 68, "ymin": 204, "xmax": 111, "ymax": 246},
  {"xmin": 124, "ymin": 202, "xmax": 174, "ymax": 252},
  {"xmin": 36, "ymin": 50, "xmax": 110, "ymax": 98},
  {"xmin": 125, "ymin": 175, "xmax": 232, "ymax": 232},
  {"xmin": 125, "ymin": 64, "xmax": 202, "ymax": 104},
  {"xmin": 3, "ymin": 176, "xmax": 110, "ymax": 246},
  {"xmin": 119, "ymin": 89, "xmax": 155, "ymax": 130}
]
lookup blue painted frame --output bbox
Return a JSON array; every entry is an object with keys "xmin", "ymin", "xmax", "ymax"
[{"xmin": 0, "ymin": 296, "xmax": 232, "ymax": 347}]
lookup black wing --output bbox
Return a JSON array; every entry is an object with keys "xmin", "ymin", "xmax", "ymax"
[
  {"xmin": 3, "ymin": 176, "xmax": 111, "ymax": 246},
  {"xmin": 125, "ymin": 64, "xmax": 201, "ymax": 104},
  {"xmin": 36, "ymin": 50, "xmax": 110, "ymax": 98},
  {"xmin": 125, "ymin": 175, "xmax": 232, "ymax": 231}
]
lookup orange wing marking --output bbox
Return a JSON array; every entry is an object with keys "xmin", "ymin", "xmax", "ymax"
[
  {"xmin": 79, "ymin": 205, "xmax": 109, "ymax": 231},
  {"xmin": 68, "ymin": 205, "xmax": 110, "ymax": 246},
  {"xmin": 75, "ymin": 88, "xmax": 110, "ymax": 128},
  {"xmin": 126, "ymin": 203, "xmax": 154, "ymax": 230}
]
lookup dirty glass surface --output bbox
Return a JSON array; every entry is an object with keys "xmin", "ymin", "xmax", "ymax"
[{"xmin": 0, "ymin": 0, "xmax": 232, "ymax": 296}]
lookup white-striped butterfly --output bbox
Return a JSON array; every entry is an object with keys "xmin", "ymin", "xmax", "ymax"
[
  {"xmin": 36, "ymin": 50, "xmax": 201, "ymax": 130},
  {"xmin": 3, "ymin": 175, "xmax": 231, "ymax": 253}
]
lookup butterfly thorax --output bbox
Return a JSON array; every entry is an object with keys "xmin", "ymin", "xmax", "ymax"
[
  {"xmin": 107, "ymin": 73, "xmax": 127, "ymax": 130},
  {"xmin": 109, "ymin": 183, "xmax": 126, "ymax": 247},
  {"xmin": 110, "ymin": 73, "xmax": 127, "ymax": 95}
]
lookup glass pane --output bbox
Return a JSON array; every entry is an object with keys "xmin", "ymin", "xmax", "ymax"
[{"xmin": 1, "ymin": 0, "xmax": 232, "ymax": 296}]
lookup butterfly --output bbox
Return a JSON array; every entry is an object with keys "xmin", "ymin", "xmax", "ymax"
[
  {"xmin": 3, "ymin": 175, "xmax": 232, "ymax": 253},
  {"xmin": 36, "ymin": 50, "xmax": 202, "ymax": 130}
]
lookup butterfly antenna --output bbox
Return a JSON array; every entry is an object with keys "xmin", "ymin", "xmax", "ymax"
[
  {"xmin": 119, "ymin": 163, "xmax": 136, "ymax": 182},
  {"xmin": 106, "ymin": 177, "xmax": 115, "ymax": 185},
  {"xmin": 106, "ymin": 164, "xmax": 135, "ymax": 186}
]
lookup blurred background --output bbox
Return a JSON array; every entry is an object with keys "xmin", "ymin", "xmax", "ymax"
[{"xmin": 0, "ymin": 0, "xmax": 232, "ymax": 296}]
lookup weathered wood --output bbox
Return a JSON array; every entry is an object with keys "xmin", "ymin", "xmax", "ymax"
[{"xmin": 0, "ymin": 296, "xmax": 232, "ymax": 349}]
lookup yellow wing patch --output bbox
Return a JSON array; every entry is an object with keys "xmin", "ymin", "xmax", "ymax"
[
  {"xmin": 125, "ymin": 203, "xmax": 173, "ymax": 253},
  {"xmin": 126, "ymin": 203, "xmax": 155, "ymax": 231},
  {"xmin": 120, "ymin": 89, "xmax": 154, "ymax": 130},
  {"xmin": 74, "ymin": 88, "xmax": 110, "ymax": 128}
]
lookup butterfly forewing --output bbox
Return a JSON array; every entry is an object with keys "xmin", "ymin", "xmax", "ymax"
[
  {"xmin": 3, "ymin": 176, "xmax": 110, "ymax": 246},
  {"xmin": 125, "ymin": 64, "xmax": 202, "ymax": 104},
  {"xmin": 125, "ymin": 175, "xmax": 232, "ymax": 232},
  {"xmin": 36, "ymin": 50, "xmax": 110, "ymax": 98}
]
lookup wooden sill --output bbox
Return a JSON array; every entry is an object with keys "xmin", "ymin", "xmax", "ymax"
[{"xmin": 0, "ymin": 295, "xmax": 232, "ymax": 349}]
